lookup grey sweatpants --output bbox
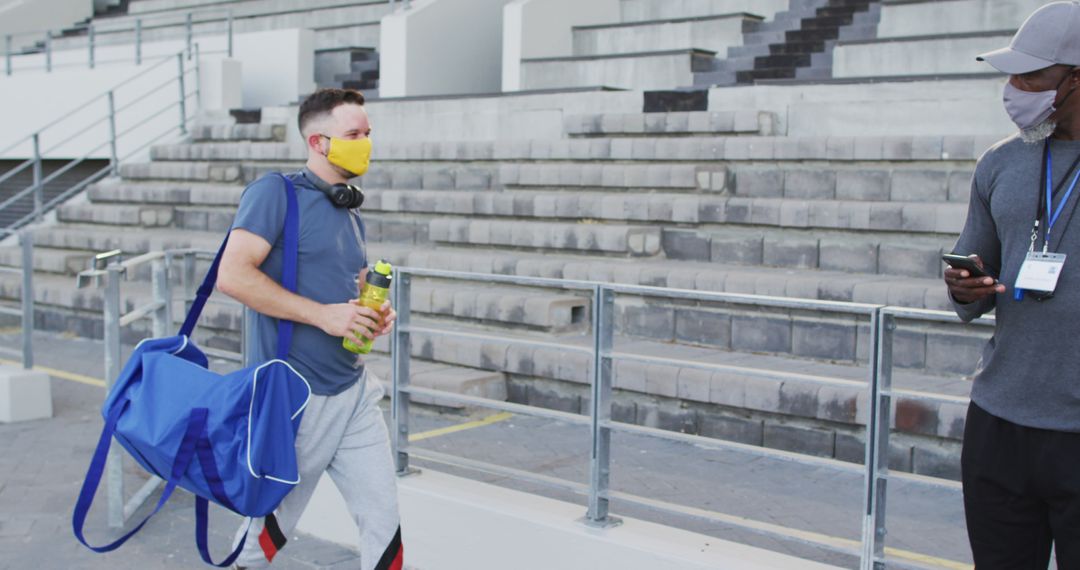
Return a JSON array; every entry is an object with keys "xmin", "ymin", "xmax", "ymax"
[{"xmin": 233, "ymin": 371, "xmax": 401, "ymax": 569}]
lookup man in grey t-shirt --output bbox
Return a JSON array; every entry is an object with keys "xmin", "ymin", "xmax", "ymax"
[
  {"xmin": 948, "ymin": 3, "xmax": 1080, "ymax": 566},
  {"xmin": 217, "ymin": 89, "xmax": 403, "ymax": 570}
]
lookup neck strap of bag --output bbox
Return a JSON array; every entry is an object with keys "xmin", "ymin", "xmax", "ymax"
[{"xmin": 179, "ymin": 173, "xmax": 299, "ymax": 360}]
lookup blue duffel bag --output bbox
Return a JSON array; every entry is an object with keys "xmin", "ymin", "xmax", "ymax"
[{"xmin": 73, "ymin": 174, "xmax": 311, "ymax": 567}]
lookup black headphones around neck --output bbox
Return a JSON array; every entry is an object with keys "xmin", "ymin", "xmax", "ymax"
[{"xmin": 323, "ymin": 183, "xmax": 365, "ymax": 209}]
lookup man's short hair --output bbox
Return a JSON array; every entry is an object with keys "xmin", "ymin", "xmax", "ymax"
[{"xmin": 297, "ymin": 88, "xmax": 366, "ymax": 136}]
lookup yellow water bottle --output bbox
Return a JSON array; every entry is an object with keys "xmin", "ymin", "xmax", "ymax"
[{"xmin": 343, "ymin": 260, "xmax": 393, "ymax": 354}]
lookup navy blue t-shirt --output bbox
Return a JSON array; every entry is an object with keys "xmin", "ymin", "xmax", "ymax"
[{"xmin": 231, "ymin": 171, "xmax": 368, "ymax": 396}]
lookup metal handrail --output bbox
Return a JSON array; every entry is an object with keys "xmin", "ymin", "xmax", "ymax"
[{"xmin": 387, "ymin": 267, "xmax": 986, "ymax": 570}]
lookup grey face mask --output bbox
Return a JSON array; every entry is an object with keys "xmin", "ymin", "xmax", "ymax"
[{"xmin": 1003, "ymin": 69, "xmax": 1076, "ymax": 131}]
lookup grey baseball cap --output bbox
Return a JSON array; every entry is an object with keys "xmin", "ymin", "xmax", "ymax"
[{"xmin": 977, "ymin": 1, "xmax": 1080, "ymax": 74}]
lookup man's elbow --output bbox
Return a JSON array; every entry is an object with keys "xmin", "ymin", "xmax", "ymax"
[{"xmin": 216, "ymin": 266, "xmax": 239, "ymax": 298}]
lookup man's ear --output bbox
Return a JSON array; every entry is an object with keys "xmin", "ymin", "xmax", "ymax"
[{"xmin": 306, "ymin": 133, "xmax": 325, "ymax": 153}]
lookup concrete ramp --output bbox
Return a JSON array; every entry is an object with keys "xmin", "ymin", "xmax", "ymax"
[{"xmin": 296, "ymin": 469, "xmax": 841, "ymax": 570}]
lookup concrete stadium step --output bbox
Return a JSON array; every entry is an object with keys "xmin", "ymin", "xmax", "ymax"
[
  {"xmin": 373, "ymin": 134, "xmax": 998, "ymax": 163},
  {"xmin": 86, "ymin": 179, "xmax": 245, "ymax": 206},
  {"xmin": 400, "ymin": 319, "xmax": 973, "ymax": 456},
  {"xmin": 731, "ymin": 165, "xmax": 973, "ymax": 203},
  {"xmin": 149, "ymin": 142, "xmax": 303, "ymax": 162},
  {"xmin": 500, "ymin": 162, "xmax": 973, "ymax": 203},
  {"xmin": 56, "ymin": 202, "xmax": 236, "ymax": 232},
  {"xmin": 397, "ymin": 245, "xmax": 954, "ymax": 312},
  {"xmin": 832, "ymin": 31, "xmax": 1013, "ymax": 79},
  {"xmin": 428, "ymin": 218, "xmax": 662, "ymax": 257},
  {"xmin": 28, "ymin": 224, "xmax": 223, "ymax": 256},
  {"xmin": 564, "ymin": 110, "xmax": 776, "ymax": 137},
  {"xmin": 363, "ymin": 188, "xmax": 965, "ymax": 237},
  {"xmin": 190, "ymin": 123, "xmax": 288, "ymax": 143},
  {"xmin": 618, "ymin": 0, "xmax": 791, "ymax": 23},
  {"xmin": 876, "ymin": 0, "xmax": 1040, "ymax": 39},
  {"xmin": 409, "ymin": 280, "xmax": 590, "ymax": 333},
  {"xmin": 363, "ymin": 356, "xmax": 507, "ymax": 410},
  {"xmin": 118, "ymin": 161, "xmax": 247, "ymax": 183},
  {"xmin": 571, "ymin": 13, "xmax": 762, "ymax": 57},
  {"xmin": 685, "ymin": 227, "xmax": 954, "ymax": 278},
  {"xmin": 519, "ymin": 49, "xmax": 716, "ymax": 91},
  {"xmin": 0, "ymin": 246, "xmax": 93, "ymax": 276}
]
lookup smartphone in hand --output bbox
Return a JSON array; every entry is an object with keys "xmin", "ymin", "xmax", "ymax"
[{"xmin": 942, "ymin": 254, "xmax": 991, "ymax": 279}]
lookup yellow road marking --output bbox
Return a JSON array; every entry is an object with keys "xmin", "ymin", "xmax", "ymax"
[
  {"xmin": 409, "ymin": 412, "xmax": 513, "ymax": 442},
  {"xmin": 0, "ymin": 358, "xmax": 106, "ymax": 387},
  {"xmin": 9, "ymin": 355, "xmax": 970, "ymax": 568}
]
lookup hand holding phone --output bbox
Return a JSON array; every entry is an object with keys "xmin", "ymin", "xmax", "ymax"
[{"xmin": 943, "ymin": 253, "xmax": 1004, "ymax": 303}]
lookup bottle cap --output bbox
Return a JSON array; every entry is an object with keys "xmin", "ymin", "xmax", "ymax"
[{"xmin": 374, "ymin": 260, "xmax": 392, "ymax": 276}]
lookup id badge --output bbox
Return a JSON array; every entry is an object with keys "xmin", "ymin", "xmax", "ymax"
[{"xmin": 1015, "ymin": 252, "xmax": 1067, "ymax": 293}]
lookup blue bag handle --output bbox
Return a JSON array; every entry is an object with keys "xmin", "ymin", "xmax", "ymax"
[
  {"xmin": 72, "ymin": 405, "xmax": 211, "ymax": 552},
  {"xmin": 193, "ymin": 418, "xmax": 249, "ymax": 567},
  {"xmin": 179, "ymin": 173, "xmax": 299, "ymax": 360}
]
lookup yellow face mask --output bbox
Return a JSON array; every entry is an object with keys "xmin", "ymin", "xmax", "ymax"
[{"xmin": 322, "ymin": 135, "xmax": 372, "ymax": 177}]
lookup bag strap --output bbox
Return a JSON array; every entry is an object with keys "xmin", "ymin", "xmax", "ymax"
[
  {"xmin": 72, "ymin": 406, "xmax": 210, "ymax": 553},
  {"xmin": 193, "ymin": 420, "xmax": 251, "ymax": 567},
  {"xmin": 179, "ymin": 173, "xmax": 300, "ymax": 360}
]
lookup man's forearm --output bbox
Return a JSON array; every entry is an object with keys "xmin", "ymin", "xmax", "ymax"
[{"xmin": 219, "ymin": 264, "xmax": 324, "ymax": 329}]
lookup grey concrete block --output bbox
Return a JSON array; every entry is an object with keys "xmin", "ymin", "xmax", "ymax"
[
  {"xmin": 661, "ymin": 229, "xmax": 711, "ymax": 261},
  {"xmin": 868, "ymin": 203, "xmax": 904, "ymax": 231},
  {"xmin": 734, "ymin": 169, "xmax": 784, "ymax": 198},
  {"xmin": 644, "ymin": 363, "xmax": 681, "ymax": 399},
  {"xmin": 792, "ymin": 317, "xmax": 858, "ymax": 361},
  {"xmin": 731, "ymin": 314, "xmax": 792, "ymax": 353},
  {"xmin": 711, "ymin": 233, "xmax": 763, "ymax": 265},
  {"xmin": 699, "ymin": 413, "xmax": 763, "ymax": 446},
  {"xmin": 925, "ymin": 331, "xmax": 987, "ymax": 375},
  {"xmin": 878, "ymin": 243, "xmax": 942, "ymax": 278},
  {"xmin": 763, "ymin": 237, "xmax": 819, "ymax": 269},
  {"xmin": 836, "ymin": 170, "xmax": 890, "ymax": 202},
  {"xmin": 890, "ymin": 170, "xmax": 948, "ymax": 202},
  {"xmin": 676, "ymin": 367, "xmax": 711, "ymax": 403},
  {"xmin": 948, "ymin": 171, "xmax": 974, "ymax": 203},
  {"xmin": 912, "ymin": 443, "xmax": 961, "ymax": 480},
  {"xmin": 784, "ymin": 170, "xmax": 836, "ymax": 199},
  {"xmin": 750, "ymin": 199, "xmax": 782, "ymax": 225},
  {"xmin": 675, "ymin": 308, "xmax": 732, "ymax": 348},
  {"xmin": 819, "ymin": 240, "xmax": 878, "ymax": 274},
  {"xmin": 763, "ymin": 423, "xmax": 835, "ymax": 458},
  {"xmin": 618, "ymin": 302, "xmax": 675, "ymax": 342}
]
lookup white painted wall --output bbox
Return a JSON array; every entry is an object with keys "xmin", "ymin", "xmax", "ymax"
[
  {"xmin": 297, "ymin": 469, "xmax": 841, "ymax": 570},
  {"xmin": 232, "ymin": 28, "xmax": 314, "ymax": 108},
  {"xmin": 380, "ymin": 0, "xmax": 517, "ymax": 98},
  {"xmin": 0, "ymin": 0, "xmax": 93, "ymax": 37},
  {"xmin": 877, "ymin": 0, "xmax": 1045, "ymax": 38},
  {"xmin": 501, "ymin": 0, "xmax": 619, "ymax": 92}
]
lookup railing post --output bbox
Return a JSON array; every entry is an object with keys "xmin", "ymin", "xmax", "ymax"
[
  {"xmin": 242, "ymin": 307, "xmax": 256, "ymax": 367},
  {"xmin": 585, "ymin": 285, "xmax": 620, "ymax": 527},
  {"xmin": 31, "ymin": 134, "xmax": 42, "ymax": 223},
  {"xmin": 227, "ymin": 10, "xmax": 234, "ymax": 58},
  {"xmin": 193, "ymin": 42, "xmax": 202, "ymax": 110},
  {"xmin": 151, "ymin": 258, "xmax": 170, "ymax": 338},
  {"xmin": 135, "ymin": 19, "xmax": 142, "ymax": 65},
  {"xmin": 44, "ymin": 32, "xmax": 51, "ymax": 72},
  {"xmin": 861, "ymin": 309, "xmax": 892, "ymax": 570},
  {"xmin": 177, "ymin": 53, "xmax": 187, "ymax": 134},
  {"xmin": 88, "ymin": 24, "xmax": 95, "ymax": 69},
  {"xmin": 185, "ymin": 12, "xmax": 193, "ymax": 60},
  {"xmin": 20, "ymin": 231, "xmax": 33, "ymax": 370},
  {"xmin": 107, "ymin": 91, "xmax": 118, "ymax": 176},
  {"xmin": 391, "ymin": 271, "xmax": 417, "ymax": 476},
  {"xmin": 103, "ymin": 262, "xmax": 124, "ymax": 528},
  {"xmin": 5, "ymin": 34, "xmax": 12, "ymax": 76},
  {"xmin": 182, "ymin": 252, "xmax": 196, "ymax": 316}
]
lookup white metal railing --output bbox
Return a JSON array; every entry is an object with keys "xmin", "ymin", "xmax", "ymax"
[
  {"xmin": 0, "ymin": 49, "xmax": 198, "ymax": 236},
  {"xmin": 75, "ymin": 252, "xmax": 988, "ymax": 567}
]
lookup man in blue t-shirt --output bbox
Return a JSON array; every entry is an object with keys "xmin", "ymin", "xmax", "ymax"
[{"xmin": 217, "ymin": 89, "xmax": 403, "ymax": 570}]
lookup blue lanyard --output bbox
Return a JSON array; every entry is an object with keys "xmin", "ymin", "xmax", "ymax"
[{"xmin": 1045, "ymin": 149, "xmax": 1080, "ymax": 252}]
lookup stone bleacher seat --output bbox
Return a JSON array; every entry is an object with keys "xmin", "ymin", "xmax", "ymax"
[{"xmin": 832, "ymin": 0, "xmax": 1045, "ymax": 79}]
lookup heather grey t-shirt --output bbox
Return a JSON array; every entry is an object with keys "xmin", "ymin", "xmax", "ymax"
[
  {"xmin": 232, "ymin": 170, "xmax": 368, "ymax": 396},
  {"xmin": 953, "ymin": 134, "xmax": 1080, "ymax": 431}
]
